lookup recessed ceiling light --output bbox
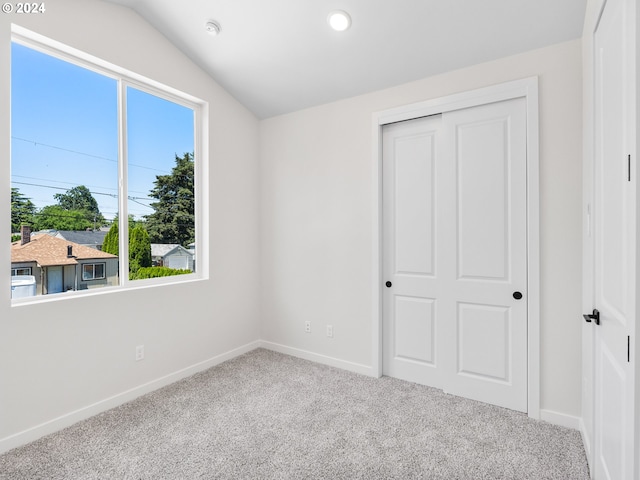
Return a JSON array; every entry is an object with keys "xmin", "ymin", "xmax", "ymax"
[
  {"xmin": 327, "ymin": 10, "xmax": 351, "ymax": 32},
  {"xmin": 205, "ymin": 20, "xmax": 221, "ymax": 36}
]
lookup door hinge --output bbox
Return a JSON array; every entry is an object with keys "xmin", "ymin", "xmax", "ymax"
[{"xmin": 628, "ymin": 154, "xmax": 631, "ymax": 182}]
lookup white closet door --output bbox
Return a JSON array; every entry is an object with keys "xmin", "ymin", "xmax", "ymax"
[
  {"xmin": 382, "ymin": 114, "xmax": 444, "ymax": 389},
  {"xmin": 382, "ymin": 98, "xmax": 528, "ymax": 413},
  {"xmin": 440, "ymin": 98, "xmax": 528, "ymax": 412}
]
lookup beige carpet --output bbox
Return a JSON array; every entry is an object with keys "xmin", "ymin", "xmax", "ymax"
[{"xmin": 0, "ymin": 349, "xmax": 590, "ymax": 479}]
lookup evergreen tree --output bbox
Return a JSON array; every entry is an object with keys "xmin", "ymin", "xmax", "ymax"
[
  {"xmin": 129, "ymin": 225, "xmax": 151, "ymax": 273},
  {"xmin": 11, "ymin": 187, "xmax": 35, "ymax": 233},
  {"xmin": 102, "ymin": 222, "xmax": 119, "ymax": 256},
  {"xmin": 145, "ymin": 153, "xmax": 194, "ymax": 247}
]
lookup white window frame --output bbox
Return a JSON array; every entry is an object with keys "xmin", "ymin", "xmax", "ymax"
[
  {"xmin": 11, "ymin": 267, "xmax": 32, "ymax": 276},
  {"xmin": 82, "ymin": 263, "xmax": 106, "ymax": 281},
  {"xmin": 10, "ymin": 26, "xmax": 209, "ymax": 305}
]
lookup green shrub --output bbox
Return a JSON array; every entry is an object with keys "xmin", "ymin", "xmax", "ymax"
[{"xmin": 129, "ymin": 266, "xmax": 191, "ymax": 280}]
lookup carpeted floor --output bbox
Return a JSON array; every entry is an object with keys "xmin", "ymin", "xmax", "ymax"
[{"xmin": 0, "ymin": 348, "xmax": 589, "ymax": 479}]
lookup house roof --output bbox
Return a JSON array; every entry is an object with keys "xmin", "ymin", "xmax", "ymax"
[
  {"xmin": 151, "ymin": 243, "xmax": 189, "ymax": 257},
  {"xmin": 11, "ymin": 234, "xmax": 117, "ymax": 267},
  {"xmin": 54, "ymin": 230, "xmax": 108, "ymax": 247},
  {"xmin": 151, "ymin": 244, "xmax": 192, "ymax": 258}
]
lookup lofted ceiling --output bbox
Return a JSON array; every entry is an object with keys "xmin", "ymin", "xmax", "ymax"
[{"xmin": 104, "ymin": 0, "xmax": 587, "ymax": 119}]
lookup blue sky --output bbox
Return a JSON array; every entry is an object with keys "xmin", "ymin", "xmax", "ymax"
[{"xmin": 11, "ymin": 42, "xmax": 194, "ymax": 223}]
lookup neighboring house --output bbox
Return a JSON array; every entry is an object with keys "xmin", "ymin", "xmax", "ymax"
[
  {"xmin": 151, "ymin": 244, "xmax": 194, "ymax": 271},
  {"xmin": 11, "ymin": 228, "xmax": 118, "ymax": 296},
  {"xmin": 53, "ymin": 230, "xmax": 108, "ymax": 251}
]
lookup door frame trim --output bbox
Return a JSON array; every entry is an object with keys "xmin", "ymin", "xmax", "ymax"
[{"xmin": 371, "ymin": 77, "xmax": 540, "ymax": 419}]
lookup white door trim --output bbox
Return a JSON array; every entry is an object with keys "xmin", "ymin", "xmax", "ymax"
[{"xmin": 371, "ymin": 77, "xmax": 540, "ymax": 419}]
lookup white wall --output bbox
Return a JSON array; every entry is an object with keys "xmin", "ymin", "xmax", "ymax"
[
  {"xmin": 0, "ymin": 0, "xmax": 261, "ymax": 451},
  {"xmin": 260, "ymin": 40, "xmax": 583, "ymax": 419}
]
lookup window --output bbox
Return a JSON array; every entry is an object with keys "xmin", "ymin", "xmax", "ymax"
[
  {"xmin": 126, "ymin": 86, "xmax": 195, "ymax": 281},
  {"xmin": 82, "ymin": 263, "xmax": 105, "ymax": 281},
  {"xmin": 11, "ymin": 267, "xmax": 32, "ymax": 276},
  {"xmin": 10, "ymin": 29, "xmax": 205, "ymax": 302}
]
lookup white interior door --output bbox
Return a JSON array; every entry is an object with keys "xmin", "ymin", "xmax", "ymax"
[
  {"xmin": 592, "ymin": 0, "xmax": 636, "ymax": 477},
  {"xmin": 440, "ymin": 98, "xmax": 528, "ymax": 412},
  {"xmin": 382, "ymin": 115, "xmax": 444, "ymax": 389},
  {"xmin": 382, "ymin": 98, "xmax": 528, "ymax": 412}
]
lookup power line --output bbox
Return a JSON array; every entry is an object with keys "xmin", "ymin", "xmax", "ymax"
[
  {"xmin": 12, "ymin": 175, "xmax": 193, "ymax": 227},
  {"xmin": 12, "ymin": 174, "xmax": 118, "ymax": 194},
  {"xmin": 12, "ymin": 174, "xmax": 153, "ymax": 197},
  {"xmin": 129, "ymin": 198, "xmax": 153, "ymax": 209},
  {"xmin": 12, "ymin": 136, "xmax": 116, "ymax": 162},
  {"xmin": 12, "ymin": 181, "xmax": 117, "ymax": 197},
  {"xmin": 11, "ymin": 180, "xmax": 154, "ymax": 202},
  {"xmin": 15, "ymin": 209, "xmax": 195, "ymax": 229},
  {"xmin": 12, "ymin": 136, "xmax": 172, "ymax": 174}
]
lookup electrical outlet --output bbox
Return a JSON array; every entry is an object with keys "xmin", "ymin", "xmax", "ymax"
[
  {"xmin": 135, "ymin": 345, "xmax": 144, "ymax": 361},
  {"xmin": 305, "ymin": 321, "xmax": 311, "ymax": 333},
  {"xmin": 326, "ymin": 325, "xmax": 333, "ymax": 338}
]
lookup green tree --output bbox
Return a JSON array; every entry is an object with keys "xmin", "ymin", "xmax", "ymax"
[
  {"xmin": 54, "ymin": 185, "xmax": 105, "ymax": 228},
  {"xmin": 145, "ymin": 152, "xmax": 194, "ymax": 247},
  {"xmin": 102, "ymin": 222, "xmax": 119, "ymax": 256},
  {"xmin": 54, "ymin": 185, "xmax": 98, "ymax": 214},
  {"xmin": 11, "ymin": 187, "xmax": 35, "ymax": 233},
  {"xmin": 33, "ymin": 205, "xmax": 93, "ymax": 231},
  {"xmin": 129, "ymin": 225, "xmax": 151, "ymax": 273},
  {"xmin": 113, "ymin": 213, "xmax": 140, "ymax": 232}
]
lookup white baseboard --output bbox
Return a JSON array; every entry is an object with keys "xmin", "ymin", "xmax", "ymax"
[
  {"xmin": 0, "ymin": 340, "xmax": 262, "ymax": 455},
  {"xmin": 3, "ymin": 340, "xmax": 578, "ymax": 457},
  {"xmin": 540, "ymin": 409, "xmax": 581, "ymax": 430},
  {"xmin": 259, "ymin": 341, "xmax": 374, "ymax": 377}
]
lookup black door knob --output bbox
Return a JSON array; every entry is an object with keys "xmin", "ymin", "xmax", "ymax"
[
  {"xmin": 513, "ymin": 291, "xmax": 523, "ymax": 300},
  {"xmin": 583, "ymin": 309, "xmax": 600, "ymax": 325},
  {"xmin": 385, "ymin": 281, "xmax": 392, "ymax": 288}
]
